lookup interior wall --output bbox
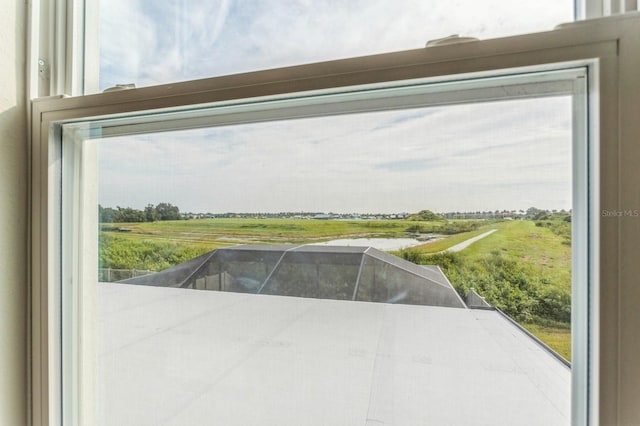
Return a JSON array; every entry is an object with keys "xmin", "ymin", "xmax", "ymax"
[{"xmin": 0, "ymin": 0, "xmax": 27, "ymax": 424}]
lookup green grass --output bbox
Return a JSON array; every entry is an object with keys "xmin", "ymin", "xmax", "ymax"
[
  {"xmin": 408, "ymin": 225, "xmax": 496, "ymax": 253},
  {"xmin": 402, "ymin": 220, "xmax": 571, "ymax": 295},
  {"xmin": 522, "ymin": 323, "xmax": 571, "ymax": 361},
  {"xmin": 104, "ymin": 217, "xmax": 493, "ymax": 255},
  {"xmin": 102, "ymin": 217, "xmax": 413, "ymax": 246},
  {"xmin": 462, "ymin": 220, "xmax": 571, "ymax": 293},
  {"xmin": 99, "ymin": 233, "xmax": 213, "ymax": 271},
  {"xmin": 99, "ymin": 218, "xmax": 422, "ymax": 272}
]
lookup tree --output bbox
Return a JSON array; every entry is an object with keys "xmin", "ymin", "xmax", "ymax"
[
  {"xmin": 407, "ymin": 209, "xmax": 443, "ymax": 221},
  {"xmin": 114, "ymin": 207, "xmax": 145, "ymax": 223},
  {"xmin": 98, "ymin": 205, "xmax": 116, "ymax": 223},
  {"xmin": 526, "ymin": 206, "xmax": 550, "ymax": 219},
  {"xmin": 99, "ymin": 202, "xmax": 181, "ymax": 223},
  {"xmin": 155, "ymin": 202, "xmax": 180, "ymax": 220},
  {"xmin": 145, "ymin": 204, "xmax": 158, "ymax": 222}
]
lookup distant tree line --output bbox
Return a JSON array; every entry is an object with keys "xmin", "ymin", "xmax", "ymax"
[{"xmin": 99, "ymin": 203, "xmax": 181, "ymax": 223}]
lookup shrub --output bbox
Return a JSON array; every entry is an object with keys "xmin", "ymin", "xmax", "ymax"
[
  {"xmin": 418, "ymin": 251, "xmax": 570, "ymax": 324},
  {"xmin": 99, "ymin": 233, "xmax": 209, "ymax": 271}
]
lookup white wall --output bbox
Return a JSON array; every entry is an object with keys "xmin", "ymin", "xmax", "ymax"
[{"xmin": 0, "ymin": 0, "xmax": 27, "ymax": 424}]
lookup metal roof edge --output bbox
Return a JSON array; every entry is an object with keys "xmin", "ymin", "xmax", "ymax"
[
  {"xmin": 363, "ymin": 247, "xmax": 453, "ymax": 289},
  {"xmin": 494, "ymin": 307, "xmax": 571, "ymax": 368},
  {"xmin": 433, "ymin": 265, "xmax": 468, "ymax": 309}
]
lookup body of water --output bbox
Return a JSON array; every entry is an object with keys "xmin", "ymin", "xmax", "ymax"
[{"xmin": 310, "ymin": 237, "xmax": 427, "ymax": 251}]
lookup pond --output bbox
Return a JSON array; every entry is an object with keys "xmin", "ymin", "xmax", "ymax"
[{"xmin": 310, "ymin": 237, "xmax": 430, "ymax": 251}]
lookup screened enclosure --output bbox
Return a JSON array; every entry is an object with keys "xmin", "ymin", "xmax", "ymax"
[{"xmin": 121, "ymin": 245, "xmax": 466, "ymax": 308}]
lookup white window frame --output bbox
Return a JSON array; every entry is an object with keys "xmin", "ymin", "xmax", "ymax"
[
  {"xmin": 27, "ymin": 0, "xmax": 99, "ymax": 99},
  {"xmin": 29, "ymin": 13, "xmax": 640, "ymax": 426}
]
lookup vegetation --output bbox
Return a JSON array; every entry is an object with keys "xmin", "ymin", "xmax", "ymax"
[
  {"xmin": 98, "ymin": 217, "xmax": 484, "ymax": 251},
  {"xmin": 406, "ymin": 219, "xmax": 484, "ymax": 235},
  {"xmin": 522, "ymin": 323, "xmax": 571, "ymax": 360},
  {"xmin": 99, "ymin": 233, "xmax": 209, "ymax": 271},
  {"xmin": 98, "ymin": 218, "xmax": 415, "ymax": 273},
  {"xmin": 99, "ymin": 202, "xmax": 181, "ymax": 223},
  {"xmin": 406, "ymin": 209, "xmax": 443, "ymax": 221},
  {"xmin": 535, "ymin": 212, "xmax": 571, "ymax": 246},
  {"xmin": 403, "ymin": 250, "xmax": 570, "ymax": 324}
]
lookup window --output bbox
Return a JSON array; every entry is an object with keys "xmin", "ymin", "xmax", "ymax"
[{"xmin": 30, "ymin": 13, "xmax": 640, "ymax": 426}]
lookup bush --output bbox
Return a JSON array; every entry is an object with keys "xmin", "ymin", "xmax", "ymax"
[
  {"xmin": 99, "ymin": 233, "xmax": 209, "ymax": 271},
  {"xmin": 418, "ymin": 251, "xmax": 570, "ymax": 324},
  {"xmin": 399, "ymin": 249, "xmax": 424, "ymax": 263},
  {"xmin": 406, "ymin": 210, "xmax": 443, "ymax": 221}
]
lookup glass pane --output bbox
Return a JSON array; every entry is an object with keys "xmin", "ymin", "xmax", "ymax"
[
  {"xmin": 261, "ymin": 249, "xmax": 362, "ymax": 300},
  {"xmin": 357, "ymin": 250, "xmax": 466, "ymax": 307},
  {"xmin": 79, "ymin": 76, "xmax": 579, "ymax": 424},
  {"xmin": 121, "ymin": 246, "xmax": 286, "ymax": 292},
  {"xmin": 99, "ymin": 0, "xmax": 573, "ymax": 90}
]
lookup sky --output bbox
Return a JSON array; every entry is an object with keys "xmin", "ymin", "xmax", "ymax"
[{"xmin": 97, "ymin": 0, "xmax": 574, "ymax": 214}]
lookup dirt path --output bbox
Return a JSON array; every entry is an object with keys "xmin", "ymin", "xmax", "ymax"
[{"xmin": 443, "ymin": 229, "xmax": 498, "ymax": 253}]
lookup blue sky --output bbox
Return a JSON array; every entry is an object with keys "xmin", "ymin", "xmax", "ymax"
[{"xmin": 97, "ymin": 1, "xmax": 574, "ymax": 214}]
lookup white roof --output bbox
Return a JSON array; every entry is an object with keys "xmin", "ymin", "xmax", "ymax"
[{"xmin": 97, "ymin": 282, "xmax": 570, "ymax": 425}]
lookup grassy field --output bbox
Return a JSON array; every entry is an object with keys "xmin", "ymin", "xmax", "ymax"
[
  {"xmin": 410, "ymin": 225, "xmax": 496, "ymax": 253},
  {"xmin": 522, "ymin": 323, "xmax": 571, "ymax": 360},
  {"xmin": 103, "ymin": 217, "xmax": 411, "ymax": 246},
  {"xmin": 400, "ymin": 220, "xmax": 571, "ymax": 295},
  {"xmin": 100, "ymin": 217, "xmax": 571, "ymax": 359},
  {"xmin": 100, "ymin": 217, "xmax": 425, "ymax": 271},
  {"xmin": 455, "ymin": 220, "xmax": 571, "ymax": 293}
]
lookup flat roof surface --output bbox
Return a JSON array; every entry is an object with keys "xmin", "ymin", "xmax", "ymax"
[{"xmin": 98, "ymin": 283, "xmax": 570, "ymax": 426}]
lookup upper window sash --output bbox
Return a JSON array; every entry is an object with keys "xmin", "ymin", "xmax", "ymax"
[{"xmin": 27, "ymin": 0, "xmax": 638, "ymax": 99}]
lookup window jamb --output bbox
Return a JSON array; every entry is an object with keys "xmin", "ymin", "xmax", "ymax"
[{"xmin": 28, "ymin": 0, "xmax": 90, "ymax": 99}]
